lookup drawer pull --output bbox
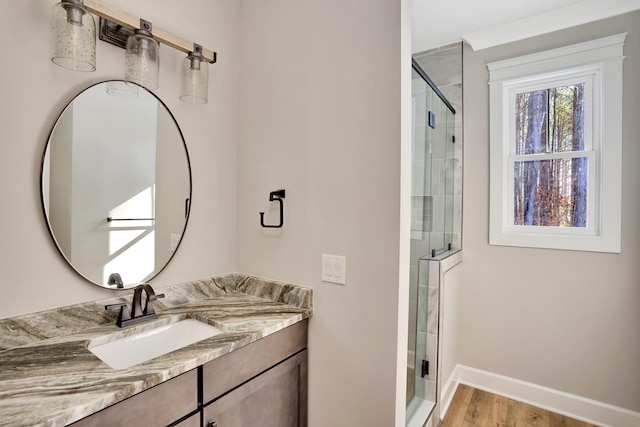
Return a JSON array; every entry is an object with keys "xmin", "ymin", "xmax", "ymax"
[{"xmin": 207, "ymin": 421, "xmax": 218, "ymax": 427}]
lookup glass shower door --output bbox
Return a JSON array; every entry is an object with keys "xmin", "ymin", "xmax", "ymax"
[
  {"xmin": 407, "ymin": 60, "xmax": 457, "ymax": 424},
  {"xmin": 407, "ymin": 66, "xmax": 431, "ymax": 411}
]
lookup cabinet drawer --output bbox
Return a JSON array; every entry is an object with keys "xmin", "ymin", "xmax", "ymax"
[
  {"xmin": 202, "ymin": 320, "xmax": 307, "ymax": 404},
  {"xmin": 203, "ymin": 350, "xmax": 307, "ymax": 427},
  {"xmin": 71, "ymin": 369, "xmax": 198, "ymax": 427}
]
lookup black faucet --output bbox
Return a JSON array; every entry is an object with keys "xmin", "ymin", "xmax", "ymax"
[
  {"xmin": 105, "ymin": 284, "xmax": 165, "ymax": 328},
  {"xmin": 107, "ymin": 273, "xmax": 124, "ymax": 288}
]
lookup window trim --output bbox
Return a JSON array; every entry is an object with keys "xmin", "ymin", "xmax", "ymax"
[{"xmin": 488, "ymin": 33, "xmax": 626, "ymax": 253}]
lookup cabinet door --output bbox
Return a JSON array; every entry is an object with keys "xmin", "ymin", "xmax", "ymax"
[{"xmin": 203, "ymin": 350, "xmax": 307, "ymax": 427}]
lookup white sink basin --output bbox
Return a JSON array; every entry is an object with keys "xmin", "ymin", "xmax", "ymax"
[{"xmin": 89, "ymin": 319, "xmax": 224, "ymax": 370}]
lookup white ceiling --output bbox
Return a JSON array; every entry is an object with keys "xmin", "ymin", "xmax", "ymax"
[{"xmin": 412, "ymin": 0, "xmax": 640, "ymax": 53}]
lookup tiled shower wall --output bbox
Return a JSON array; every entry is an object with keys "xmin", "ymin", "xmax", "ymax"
[{"xmin": 416, "ymin": 257, "xmax": 440, "ymax": 402}]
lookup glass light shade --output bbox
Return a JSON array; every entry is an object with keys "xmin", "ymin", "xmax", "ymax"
[
  {"xmin": 106, "ymin": 81, "xmax": 139, "ymax": 99},
  {"xmin": 50, "ymin": 1, "xmax": 96, "ymax": 72},
  {"xmin": 180, "ymin": 54, "xmax": 209, "ymax": 104},
  {"xmin": 125, "ymin": 31, "xmax": 159, "ymax": 90}
]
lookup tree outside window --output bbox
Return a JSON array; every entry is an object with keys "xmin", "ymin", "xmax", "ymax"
[{"xmin": 513, "ymin": 83, "xmax": 587, "ymax": 228}]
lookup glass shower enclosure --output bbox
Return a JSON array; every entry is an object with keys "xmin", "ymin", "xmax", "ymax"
[{"xmin": 406, "ymin": 58, "xmax": 459, "ymax": 424}]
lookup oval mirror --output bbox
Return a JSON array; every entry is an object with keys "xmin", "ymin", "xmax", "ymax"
[{"xmin": 41, "ymin": 81, "xmax": 191, "ymax": 289}]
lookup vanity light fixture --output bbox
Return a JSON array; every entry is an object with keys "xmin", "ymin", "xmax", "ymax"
[
  {"xmin": 49, "ymin": 0, "xmax": 217, "ymax": 103},
  {"xmin": 124, "ymin": 20, "xmax": 159, "ymax": 90},
  {"xmin": 180, "ymin": 44, "xmax": 209, "ymax": 104},
  {"xmin": 50, "ymin": 0, "xmax": 96, "ymax": 72}
]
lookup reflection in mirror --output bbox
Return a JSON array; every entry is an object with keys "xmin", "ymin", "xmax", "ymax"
[{"xmin": 41, "ymin": 81, "xmax": 191, "ymax": 289}]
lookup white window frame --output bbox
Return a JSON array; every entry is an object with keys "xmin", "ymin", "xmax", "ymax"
[{"xmin": 488, "ymin": 34, "xmax": 626, "ymax": 253}]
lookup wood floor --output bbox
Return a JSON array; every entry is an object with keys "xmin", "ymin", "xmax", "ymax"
[{"xmin": 440, "ymin": 385, "xmax": 598, "ymax": 427}]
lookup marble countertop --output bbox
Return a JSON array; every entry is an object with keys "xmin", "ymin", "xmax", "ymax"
[{"xmin": 0, "ymin": 275, "xmax": 312, "ymax": 427}]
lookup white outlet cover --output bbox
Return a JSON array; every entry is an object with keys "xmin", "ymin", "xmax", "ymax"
[{"xmin": 322, "ymin": 254, "xmax": 346, "ymax": 285}]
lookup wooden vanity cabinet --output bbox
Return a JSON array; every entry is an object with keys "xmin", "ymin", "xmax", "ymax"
[
  {"xmin": 201, "ymin": 320, "xmax": 308, "ymax": 427},
  {"xmin": 70, "ymin": 320, "xmax": 308, "ymax": 427}
]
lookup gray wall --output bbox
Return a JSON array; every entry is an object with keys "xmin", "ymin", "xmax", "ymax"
[
  {"xmin": 236, "ymin": 0, "xmax": 407, "ymax": 424},
  {"xmin": 461, "ymin": 11, "xmax": 640, "ymax": 411}
]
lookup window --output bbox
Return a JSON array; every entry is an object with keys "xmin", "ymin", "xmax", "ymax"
[
  {"xmin": 488, "ymin": 34, "xmax": 626, "ymax": 253},
  {"xmin": 510, "ymin": 75, "xmax": 595, "ymax": 232}
]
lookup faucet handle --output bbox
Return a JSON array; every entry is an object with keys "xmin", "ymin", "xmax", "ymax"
[
  {"xmin": 149, "ymin": 293, "xmax": 165, "ymax": 301},
  {"xmin": 105, "ymin": 303, "xmax": 131, "ymax": 327},
  {"xmin": 142, "ymin": 285, "xmax": 165, "ymax": 316}
]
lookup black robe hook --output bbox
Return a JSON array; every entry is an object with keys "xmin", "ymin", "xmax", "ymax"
[{"xmin": 260, "ymin": 189, "xmax": 285, "ymax": 228}]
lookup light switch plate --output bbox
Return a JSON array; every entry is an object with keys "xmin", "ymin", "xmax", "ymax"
[{"xmin": 322, "ymin": 254, "xmax": 346, "ymax": 285}]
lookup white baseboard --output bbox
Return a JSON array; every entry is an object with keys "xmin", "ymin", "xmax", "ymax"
[
  {"xmin": 440, "ymin": 364, "xmax": 460, "ymax": 418},
  {"xmin": 439, "ymin": 364, "xmax": 640, "ymax": 427}
]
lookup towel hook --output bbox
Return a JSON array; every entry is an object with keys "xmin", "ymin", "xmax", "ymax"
[{"xmin": 260, "ymin": 189, "xmax": 285, "ymax": 228}]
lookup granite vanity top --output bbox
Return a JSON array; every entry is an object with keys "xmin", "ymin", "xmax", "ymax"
[{"xmin": 0, "ymin": 274, "xmax": 312, "ymax": 427}]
